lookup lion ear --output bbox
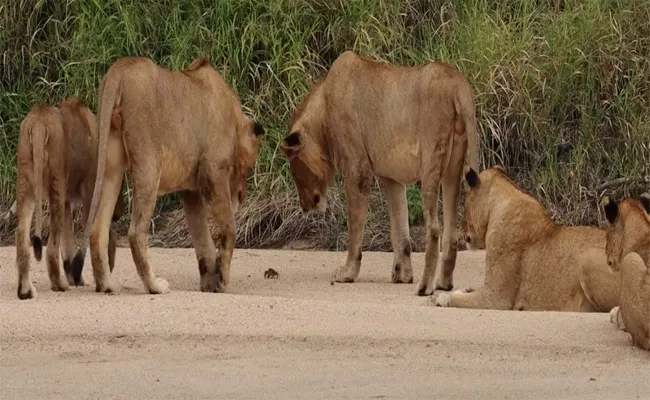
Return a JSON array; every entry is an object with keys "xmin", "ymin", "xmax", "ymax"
[
  {"xmin": 465, "ymin": 168, "xmax": 479, "ymax": 188},
  {"xmin": 603, "ymin": 198, "xmax": 618, "ymax": 224},
  {"xmin": 280, "ymin": 131, "xmax": 302, "ymax": 159}
]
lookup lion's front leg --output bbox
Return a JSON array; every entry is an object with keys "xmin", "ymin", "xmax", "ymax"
[
  {"xmin": 181, "ymin": 190, "xmax": 218, "ymax": 292},
  {"xmin": 380, "ymin": 177, "xmax": 413, "ymax": 284},
  {"xmin": 431, "ymin": 287, "xmax": 513, "ymax": 310},
  {"xmin": 417, "ymin": 171, "xmax": 442, "ymax": 296},
  {"xmin": 200, "ymin": 168, "xmax": 235, "ymax": 292},
  {"xmin": 127, "ymin": 163, "xmax": 169, "ymax": 295},
  {"xmin": 331, "ymin": 174, "xmax": 371, "ymax": 284},
  {"xmin": 433, "ymin": 253, "xmax": 520, "ymax": 309}
]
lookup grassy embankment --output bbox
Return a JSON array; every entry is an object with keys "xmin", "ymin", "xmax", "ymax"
[{"xmin": 1, "ymin": 0, "xmax": 649, "ymax": 250}]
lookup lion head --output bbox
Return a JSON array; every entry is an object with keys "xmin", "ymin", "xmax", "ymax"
[
  {"xmin": 460, "ymin": 166, "xmax": 528, "ymax": 250},
  {"xmin": 603, "ymin": 195, "xmax": 650, "ymax": 272},
  {"xmin": 279, "ymin": 131, "xmax": 332, "ymax": 212},
  {"xmin": 280, "ymin": 81, "xmax": 333, "ymax": 213},
  {"xmin": 231, "ymin": 118, "xmax": 265, "ymax": 212},
  {"xmin": 460, "ymin": 168, "xmax": 490, "ymax": 250}
]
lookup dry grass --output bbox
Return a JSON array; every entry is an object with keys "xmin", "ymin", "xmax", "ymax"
[
  {"xmin": 1, "ymin": 0, "xmax": 649, "ymax": 250},
  {"xmin": 0, "ymin": 181, "xmax": 430, "ymax": 252}
]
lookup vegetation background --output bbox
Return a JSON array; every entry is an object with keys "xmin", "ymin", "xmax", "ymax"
[{"xmin": 1, "ymin": 0, "xmax": 649, "ymax": 251}]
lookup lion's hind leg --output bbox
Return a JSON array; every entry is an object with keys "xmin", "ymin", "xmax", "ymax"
[
  {"xmin": 61, "ymin": 202, "xmax": 78, "ymax": 286},
  {"xmin": 46, "ymin": 179, "xmax": 68, "ymax": 293},
  {"xmin": 15, "ymin": 187, "xmax": 37, "ymax": 300},
  {"xmin": 417, "ymin": 149, "xmax": 445, "ymax": 296},
  {"xmin": 578, "ymin": 249, "xmax": 620, "ymax": 312},
  {"xmin": 437, "ymin": 130, "xmax": 467, "ymax": 291},
  {"xmin": 127, "ymin": 165, "xmax": 168, "ymax": 295},
  {"xmin": 107, "ymin": 189, "xmax": 126, "ymax": 274},
  {"xmin": 89, "ymin": 135, "xmax": 126, "ymax": 293}
]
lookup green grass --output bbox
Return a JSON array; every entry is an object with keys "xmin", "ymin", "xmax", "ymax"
[{"xmin": 1, "ymin": 0, "xmax": 649, "ymax": 249}]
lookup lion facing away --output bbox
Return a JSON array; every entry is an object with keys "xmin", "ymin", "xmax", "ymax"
[
  {"xmin": 432, "ymin": 167, "xmax": 619, "ymax": 312},
  {"xmin": 280, "ymin": 50, "xmax": 479, "ymax": 296},
  {"xmin": 15, "ymin": 96, "xmax": 124, "ymax": 300},
  {"xmin": 77, "ymin": 57, "xmax": 265, "ymax": 295},
  {"xmin": 603, "ymin": 196, "xmax": 650, "ymax": 350}
]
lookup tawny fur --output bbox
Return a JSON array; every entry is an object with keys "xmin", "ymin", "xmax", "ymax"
[
  {"xmin": 603, "ymin": 197, "xmax": 650, "ymax": 350},
  {"xmin": 79, "ymin": 57, "xmax": 264, "ymax": 295},
  {"xmin": 280, "ymin": 51, "xmax": 480, "ymax": 295},
  {"xmin": 14, "ymin": 97, "xmax": 124, "ymax": 300},
  {"xmin": 432, "ymin": 167, "xmax": 620, "ymax": 312}
]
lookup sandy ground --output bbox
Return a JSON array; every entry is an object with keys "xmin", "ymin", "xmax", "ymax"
[{"xmin": 0, "ymin": 246, "xmax": 648, "ymax": 399}]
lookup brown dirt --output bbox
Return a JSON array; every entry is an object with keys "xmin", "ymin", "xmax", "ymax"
[{"xmin": 1, "ymin": 247, "xmax": 648, "ymax": 399}]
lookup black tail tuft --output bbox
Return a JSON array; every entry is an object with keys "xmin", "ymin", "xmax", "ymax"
[
  {"xmin": 31, "ymin": 235, "xmax": 42, "ymax": 261},
  {"xmin": 71, "ymin": 251, "xmax": 85, "ymax": 286}
]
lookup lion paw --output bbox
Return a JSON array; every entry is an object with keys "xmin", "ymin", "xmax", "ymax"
[
  {"xmin": 417, "ymin": 284, "xmax": 434, "ymax": 297},
  {"xmin": 200, "ymin": 273, "xmax": 223, "ymax": 293},
  {"xmin": 66, "ymin": 270, "xmax": 86, "ymax": 287},
  {"xmin": 609, "ymin": 306, "xmax": 626, "ymax": 331},
  {"xmin": 65, "ymin": 273, "xmax": 75, "ymax": 287},
  {"xmin": 330, "ymin": 266, "xmax": 356, "ymax": 284},
  {"xmin": 609, "ymin": 306, "xmax": 619, "ymax": 324},
  {"xmin": 431, "ymin": 291, "xmax": 452, "ymax": 307},
  {"xmin": 95, "ymin": 278, "xmax": 116, "ymax": 294},
  {"xmin": 17, "ymin": 282, "xmax": 37, "ymax": 300},
  {"xmin": 149, "ymin": 277, "xmax": 170, "ymax": 295},
  {"xmin": 433, "ymin": 277, "xmax": 454, "ymax": 292},
  {"xmin": 50, "ymin": 277, "xmax": 69, "ymax": 293},
  {"xmin": 391, "ymin": 263, "xmax": 413, "ymax": 284}
]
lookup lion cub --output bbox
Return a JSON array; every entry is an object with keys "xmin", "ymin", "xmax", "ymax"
[
  {"xmin": 603, "ymin": 196, "xmax": 650, "ymax": 350},
  {"xmin": 15, "ymin": 97, "xmax": 123, "ymax": 300},
  {"xmin": 432, "ymin": 167, "xmax": 619, "ymax": 312}
]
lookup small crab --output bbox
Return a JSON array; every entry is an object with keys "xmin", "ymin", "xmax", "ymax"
[{"xmin": 264, "ymin": 268, "xmax": 279, "ymax": 279}]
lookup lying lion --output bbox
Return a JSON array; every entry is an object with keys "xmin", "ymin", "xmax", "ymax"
[
  {"xmin": 77, "ymin": 57, "xmax": 264, "ymax": 295},
  {"xmin": 603, "ymin": 196, "xmax": 650, "ymax": 350},
  {"xmin": 15, "ymin": 96, "xmax": 124, "ymax": 300},
  {"xmin": 432, "ymin": 167, "xmax": 619, "ymax": 311},
  {"xmin": 280, "ymin": 50, "xmax": 479, "ymax": 295}
]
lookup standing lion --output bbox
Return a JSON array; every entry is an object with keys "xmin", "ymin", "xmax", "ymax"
[
  {"xmin": 76, "ymin": 57, "xmax": 264, "ymax": 295},
  {"xmin": 280, "ymin": 51, "xmax": 479, "ymax": 295},
  {"xmin": 14, "ymin": 96, "xmax": 124, "ymax": 300}
]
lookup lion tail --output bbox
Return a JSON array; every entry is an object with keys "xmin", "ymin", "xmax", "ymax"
[
  {"xmin": 455, "ymin": 83, "xmax": 480, "ymax": 173},
  {"xmin": 72, "ymin": 73, "xmax": 121, "ymax": 285},
  {"xmin": 26, "ymin": 118, "xmax": 49, "ymax": 262}
]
